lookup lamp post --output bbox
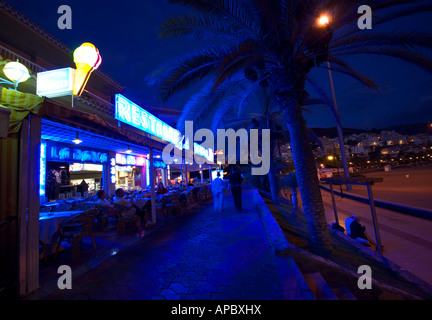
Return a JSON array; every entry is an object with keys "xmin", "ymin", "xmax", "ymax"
[{"xmin": 317, "ymin": 14, "xmax": 352, "ymax": 191}]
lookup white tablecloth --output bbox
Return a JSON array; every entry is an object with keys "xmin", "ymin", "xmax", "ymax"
[
  {"xmin": 39, "ymin": 211, "xmax": 83, "ymax": 243},
  {"xmin": 132, "ymin": 199, "xmax": 150, "ymax": 210}
]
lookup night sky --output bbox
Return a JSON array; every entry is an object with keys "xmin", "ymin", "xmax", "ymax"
[{"xmin": 4, "ymin": 0, "xmax": 432, "ymax": 131}]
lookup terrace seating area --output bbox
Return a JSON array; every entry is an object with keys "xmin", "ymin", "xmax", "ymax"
[{"xmin": 38, "ymin": 183, "xmax": 213, "ymax": 263}]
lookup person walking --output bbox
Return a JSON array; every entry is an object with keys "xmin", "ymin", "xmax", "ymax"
[
  {"xmin": 211, "ymin": 171, "xmax": 225, "ymax": 212},
  {"xmin": 229, "ymin": 166, "xmax": 243, "ymax": 212}
]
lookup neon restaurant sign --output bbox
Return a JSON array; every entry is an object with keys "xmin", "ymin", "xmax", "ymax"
[{"xmin": 115, "ymin": 94, "xmax": 183, "ymax": 147}]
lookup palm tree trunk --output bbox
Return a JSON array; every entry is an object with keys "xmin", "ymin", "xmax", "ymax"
[
  {"xmin": 271, "ymin": 66, "xmax": 332, "ymax": 251},
  {"xmin": 282, "ymin": 105, "xmax": 332, "ymax": 251}
]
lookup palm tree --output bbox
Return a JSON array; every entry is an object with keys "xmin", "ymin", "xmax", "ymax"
[
  {"xmin": 146, "ymin": 0, "xmax": 432, "ymax": 251},
  {"xmin": 173, "ymin": 71, "xmax": 286, "ymax": 203}
]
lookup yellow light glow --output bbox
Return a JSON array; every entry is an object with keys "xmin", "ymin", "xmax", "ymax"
[
  {"xmin": 327, "ymin": 155, "xmax": 334, "ymax": 160},
  {"xmin": 317, "ymin": 15, "xmax": 330, "ymax": 27},
  {"xmin": 73, "ymin": 43, "xmax": 102, "ymax": 96},
  {"xmin": 3, "ymin": 61, "xmax": 30, "ymax": 83}
]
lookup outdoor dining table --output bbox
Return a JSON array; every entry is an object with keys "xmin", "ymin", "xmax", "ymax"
[
  {"xmin": 131, "ymin": 198, "xmax": 150, "ymax": 210},
  {"xmin": 39, "ymin": 211, "xmax": 84, "ymax": 244}
]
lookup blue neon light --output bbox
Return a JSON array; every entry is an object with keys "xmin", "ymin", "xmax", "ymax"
[
  {"xmin": 115, "ymin": 94, "xmax": 182, "ymax": 147},
  {"xmin": 39, "ymin": 142, "xmax": 47, "ymax": 196}
]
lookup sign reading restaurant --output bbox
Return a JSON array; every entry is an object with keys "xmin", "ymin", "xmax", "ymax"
[{"xmin": 115, "ymin": 94, "xmax": 183, "ymax": 147}]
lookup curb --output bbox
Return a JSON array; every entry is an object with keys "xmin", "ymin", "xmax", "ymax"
[
  {"xmin": 252, "ymin": 189, "xmax": 292, "ymax": 255},
  {"xmin": 320, "ymin": 185, "xmax": 432, "ymax": 221}
]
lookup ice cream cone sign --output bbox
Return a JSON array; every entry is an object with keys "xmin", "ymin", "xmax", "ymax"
[{"xmin": 72, "ymin": 43, "xmax": 102, "ymax": 96}]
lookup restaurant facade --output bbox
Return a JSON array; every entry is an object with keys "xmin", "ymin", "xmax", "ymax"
[{"xmin": 0, "ymin": 2, "xmax": 213, "ymax": 297}]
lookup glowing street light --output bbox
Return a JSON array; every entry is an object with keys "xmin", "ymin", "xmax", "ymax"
[
  {"xmin": 317, "ymin": 14, "xmax": 330, "ymax": 27},
  {"xmin": 0, "ymin": 60, "xmax": 30, "ymax": 90},
  {"xmin": 73, "ymin": 42, "xmax": 102, "ymax": 96}
]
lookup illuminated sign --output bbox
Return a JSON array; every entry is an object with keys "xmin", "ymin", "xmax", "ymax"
[
  {"xmin": 115, "ymin": 153, "xmax": 146, "ymax": 166},
  {"xmin": 115, "ymin": 153, "xmax": 165, "ymax": 169},
  {"xmin": 39, "ymin": 142, "xmax": 47, "ymax": 196},
  {"xmin": 194, "ymin": 142, "xmax": 213, "ymax": 162},
  {"xmin": 48, "ymin": 145, "xmax": 108, "ymax": 163},
  {"xmin": 110, "ymin": 158, "xmax": 117, "ymax": 184},
  {"xmin": 36, "ymin": 68, "xmax": 74, "ymax": 98},
  {"xmin": 115, "ymin": 94, "xmax": 183, "ymax": 147},
  {"xmin": 69, "ymin": 163, "xmax": 103, "ymax": 172},
  {"xmin": 146, "ymin": 159, "xmax": 150, "ymax": 187},
  {"xmin": 153, "ymin": 159, "xmax": 167, "ymax": 169}
]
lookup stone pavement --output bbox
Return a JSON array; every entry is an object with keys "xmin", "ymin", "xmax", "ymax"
[{"xmin": 35, "ymin": 186, "xmax": 299, "ymax": 300}]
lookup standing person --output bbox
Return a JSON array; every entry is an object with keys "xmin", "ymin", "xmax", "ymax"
[
  {"xmin": 229, "ymin": 166, "xmax": 243, "ymax": 212},
  {"xmin": 211, "ymin": 171, "xmax": 225, "ymax": 212}
]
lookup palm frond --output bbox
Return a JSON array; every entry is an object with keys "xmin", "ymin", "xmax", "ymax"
[
  {"xmin": 325, "ymin": 57, "xmax": 378, "ymax": 89},
  {"xmin": 145, "ymin": 45, "xmax": 234, "ymax": 102},
  {"xmin": 373, "ymin": 2, "xmax": 432, "ymax": 26},
  {"xmin": 214, "ymin": 40, "xmax": 268, "ymax": 89},
  {"xmin": 159, "ymin": 13, "xmax": 250, "ymax": 41},
  {"xmin": 336, "ymin": 47, "xmax": 432, "ymax": 73},
  {"xmin": 330, "ymin": 31, "xmax": 432, "ymax": 53},
  {"xmin": 167, "ymin": 0, "xmax": 263, "ymax": 38}
]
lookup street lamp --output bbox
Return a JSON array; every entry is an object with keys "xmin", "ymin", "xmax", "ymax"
[
  {"xmin": 317, "ymin": 14, "xmax": 330, "ymax": 27},
  {"xmin": 0, "ymin": 60, "xmax": 30, "ymax": 90},
  {"xmin": 317, "ymin": 14, "xmax": 352, "ymax": 190}
]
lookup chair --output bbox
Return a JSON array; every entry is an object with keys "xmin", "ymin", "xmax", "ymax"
[
  {"xmin": 59, "ymin": 193, "xmax": 65, "ymax": 199},
  {"xmin": 39, "ymin": 206, "xmax": 52, "ymax": 213},
  {"xmin": 113, "ymin": 204, "xmax": 142, "ymax": 234},
  {"xmin": 54, "ymin": 209, "xmax": 98, "ymax": 259},
  {"xmin": 76, "ymin": 192, "xmax": 82, "ymax": 198},
  {"xmin": 66, "ymin": 193, "xmax": 73, "ymax": 199},
  {"xmin": 72, "ymin": 202, "xmax": 96, "ymax": 211},
  {"xmin": 167, "ymin": 194, "xmax": 182, "ymax": 216}
]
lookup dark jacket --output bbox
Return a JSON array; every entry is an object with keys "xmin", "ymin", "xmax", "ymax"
[
  {"xmin": 350, "ymin": 220, "xmax": 367, "ymax": 240},
  {"xmin": 229, "ymin": 172, "xmax": 243, "ymax": 186}
]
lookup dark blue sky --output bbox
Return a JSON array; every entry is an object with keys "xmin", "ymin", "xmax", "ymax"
[{"xmin": 4, "ymin": 0, "xmax": 432, "ymax": 130}]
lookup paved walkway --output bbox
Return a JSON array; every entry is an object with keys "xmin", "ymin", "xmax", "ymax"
[{"xmin": 33, "ymin": 186, "xmax": 291, "ymax": 300}]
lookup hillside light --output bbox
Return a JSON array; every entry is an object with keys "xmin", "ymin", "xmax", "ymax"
[{"xmin": 73, "ymin": 42, "xmax": 102, "ymax": 96}]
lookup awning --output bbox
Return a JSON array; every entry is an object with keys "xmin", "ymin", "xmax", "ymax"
[
  {"xmin": 1, "ymin": 87, "xmax": 44, "ymax": 133},
  {"xmin": 0, "ymin": 87, "xmax": 167, "ymax": 152},
  {"xmin": 39, "ymin": 98, "xmax": 167, "ymax": 151}
]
